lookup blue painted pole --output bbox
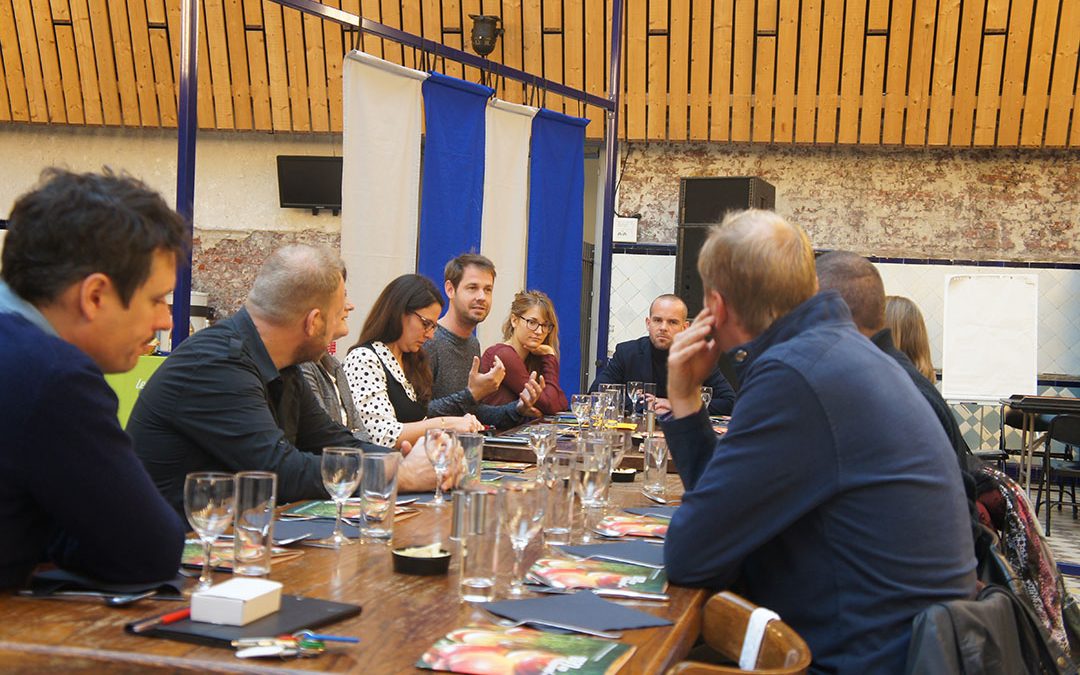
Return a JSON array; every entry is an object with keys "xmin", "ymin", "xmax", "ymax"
[{"xmin": 171, "ymin": 0, "xmax": 199, "ymax": 350}]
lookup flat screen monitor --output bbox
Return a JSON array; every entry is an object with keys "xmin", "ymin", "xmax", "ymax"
[{"xmin": 276, "ymin": 155, "xmax": 343, "ymax": 213}]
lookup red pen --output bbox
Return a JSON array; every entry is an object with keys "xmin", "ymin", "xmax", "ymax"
[{"xmin": 126, "ymin": 607, "xmax": 190, "ymax": 634}]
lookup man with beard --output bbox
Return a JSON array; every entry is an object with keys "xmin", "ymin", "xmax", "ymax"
[
  {"xmin": 590, "ymin": 294, "xmax": 735, "ymax": 415},
  {"xmin": 129, "ymin": 245, "xmax": 444, "ymax": 517},
  {"xmin": 424, "ymin": 254, "xmax": 542, "ymax": 429}
]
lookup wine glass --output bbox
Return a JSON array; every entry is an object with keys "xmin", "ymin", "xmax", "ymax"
[
  {"xmin": 499, "ymin": 483, "xmax": 546, "ymax": 596},
  {"xmin": 700, "ymin": 386, "xmax": 713, "ymax": 410},
  {"xmin": 527, "ymin": 424, "xmax": 557, "ymax": 476},
  {"xmin": 589, "ymin": 393, "xmax": 606, "ymax": 430},
  {"xmin": 424, "ymin": 428, "xmax": 457, "ymax": 506},
  {"xmin": 183, "ymin": 472, "xmax": 236, "ymax": 591},
  {"xmin": 315, "ymin": 447, "xmax": 363, "ymax": 548},
  {"xmin": 627, "ymin": 381, "xmax": 644, "ymax": 422},
  {"xmin": 570, "ymin": 394, "xmax": 590, "ymax": 431}
]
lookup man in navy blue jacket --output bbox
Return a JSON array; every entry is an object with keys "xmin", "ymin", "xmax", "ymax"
[
  {"xmin": 590, "ymin": 294, "xmax": 735, "ymax": 415},
  {"xmin": 662, "ymin": 211, "xmax": 975, "ymax": 673},
  {"xmin": 0, "ymin": 170, "xmax": 188, "ymax": 589}
]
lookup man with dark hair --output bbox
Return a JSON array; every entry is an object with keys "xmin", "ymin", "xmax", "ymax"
[
  {"xmin": 0, "ymin": 169, "xmax": 187, "ymax": 588},
  {"xmin": 816, "ymin": 250, "xmax": 972, "ymax": 463},
  {"xmin": 424, "ymin": 253, "xmax": 542, "ymax": 428},
  {"xmin": 663, "ymin": 210, "xmax": 975, "ymax": 672},
  {"xmin": 590, "ymin": 294, "xmax": 735, "ymax": 415},
  {"xmin": 130, "ymin": 245, "xmax": 444, "ymax": 517}
]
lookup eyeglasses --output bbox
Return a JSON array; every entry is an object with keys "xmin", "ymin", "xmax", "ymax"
[
  {"xmin": 515, "ymin": 314, "xmax": 553, "ymax": 334},
  {"xmin": 412, "ymin": 312, "xmax": 437, "ymax": 333}
]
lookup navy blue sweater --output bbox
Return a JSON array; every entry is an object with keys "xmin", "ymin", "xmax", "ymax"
[
  {"xmin": 662, "ymin": 292, "xmax": 975, "ymax": 674},
  {"xmin": 0, "ymin": 312, "xmax": 185, "ymax": 588}
]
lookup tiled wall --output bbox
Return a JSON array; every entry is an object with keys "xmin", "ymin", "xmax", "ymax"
[{"xmin": 606, "ymin": 252, "xmax": 676, "ymax": 357}]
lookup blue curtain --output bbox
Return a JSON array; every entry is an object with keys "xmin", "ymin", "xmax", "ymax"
[
  {"xmin": 417, "ymin": 73, "xmax": 493, "ymax": 289},
  {"xmin": 527, "ymin": 109, "xmax": 589, "ymax": 397}
]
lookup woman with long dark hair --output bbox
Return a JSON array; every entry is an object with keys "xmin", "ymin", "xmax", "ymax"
[
  {"xmin": 343, "ymin": 274, "xmax": 481, "ymax": 448},
  {"xmin": 480, "ymin": 290, "xmax": 568, "ymax": 415}
]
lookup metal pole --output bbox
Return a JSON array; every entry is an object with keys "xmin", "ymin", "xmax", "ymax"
[
  {"xmin": 595, "ymin": 0, "xmax": 625, "ymax": 365},
  {"xmin": 171, "ymin": 0, "xmax": 199, "ymax": 350}
]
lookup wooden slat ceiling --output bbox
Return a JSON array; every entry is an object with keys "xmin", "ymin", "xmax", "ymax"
[{"xmin": 0, "ymin": 0, "xmax": 1076, "ymax": 147}]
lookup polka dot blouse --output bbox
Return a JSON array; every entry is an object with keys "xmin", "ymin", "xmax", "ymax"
[{"xmin": 342, "ymin": 341, "xmax": 418, "ymax": 447}]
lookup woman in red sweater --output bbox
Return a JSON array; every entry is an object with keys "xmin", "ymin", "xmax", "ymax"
[{"xmin": 480, "ymin": 290, "xmax": 568, "ymax": 415}]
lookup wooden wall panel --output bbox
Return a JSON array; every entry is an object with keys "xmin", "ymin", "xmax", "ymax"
[{"xmin": 1, "ymin": 0, "xmax": 1075, "ymax": 148}]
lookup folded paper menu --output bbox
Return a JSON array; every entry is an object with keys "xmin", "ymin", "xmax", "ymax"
[
  {"xmin": 527, "ymin": 558, "xmax": 668, "ymax": 598},
  {"xmin": 478, "ymin": 590, "xmax": 671, "ymax": 632},
  {"xmin": 594, "ymin": 514, "xmax": 669, "ymax": 539},
  {"xmin": 417, "ymin": 625, "xmax": 634, "ymax": 674}
]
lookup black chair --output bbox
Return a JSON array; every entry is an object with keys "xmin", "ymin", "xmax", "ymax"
[{"xmin": 1034, "ymin": 413, "xmax": 1080, "ymax": 535}]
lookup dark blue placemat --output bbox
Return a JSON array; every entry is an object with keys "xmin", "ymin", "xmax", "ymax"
[
  {"xmin": 479, "ymin": 590, "xmax": 671, "ymax": 631},
  {"xmin": 557, "ymin": 541, "xmax": 665, "ymax": 568},
  {"xmin": 28, "ymin": 569, "xmax": 186, "ymax": 596},
  {"xmin": 274, "ymin": 519, "xmax": 360, "ymax": 541},
  {"xmin": 623, "ymin": 506, "xmax": 677, "ymax": 519}
]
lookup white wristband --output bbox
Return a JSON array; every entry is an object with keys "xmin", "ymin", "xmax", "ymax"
[{"xmin": 739, "ymin": 607, "xmax": 780, "ymax": 670}]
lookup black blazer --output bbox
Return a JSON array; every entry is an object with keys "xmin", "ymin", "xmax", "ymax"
[{"xmin": 589, "ymin": 336, "xmax": 735, "ymax": 415}]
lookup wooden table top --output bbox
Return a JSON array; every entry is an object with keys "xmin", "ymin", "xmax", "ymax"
[{"xmin": 0, "ymin": 476, "xmax": 702, "ymax": 673}]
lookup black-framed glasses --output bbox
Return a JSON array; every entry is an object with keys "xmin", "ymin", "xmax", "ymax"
[
  {"xmin": 515, "ymin": 314, "xmax": 553, "ymax": 334},
  {"xmin": 412, "ymin": 312, "xmax": 437, "ymax": 333}
]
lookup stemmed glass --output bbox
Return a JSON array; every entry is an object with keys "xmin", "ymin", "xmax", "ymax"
[
  {"xmin": 627, "ymin": 381, "xmax": 644, "ymax": 422},
  {"xmin": 183, "ymin": 472, "xmax": 236, "ymax": 591},
  {"xmin": 424, "ymin": 428, "xmax": 457, "ymax": 506},
  {"xmin": 499, "ymin": 483, "xmax": 546, "ymax": 596},
  {"xmin": 527, "ymin": 424, "xmax": 557, "ymax": 477},
  {"xmin": 700, "ymin": 386, "xmax": 713, "ymax": 410},
  {"xmin": 589, "ymin": 393, "xmax": 606, "ymax": 430},
  {"xmin": 570, "ymin": 394, "xmax": 591, "ymax": 432},
  {"xmin": 315, "ymin": 447, "xmax": 363, "ymax": 548}
]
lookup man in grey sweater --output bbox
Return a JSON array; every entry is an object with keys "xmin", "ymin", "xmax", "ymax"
[{"xmin": 425, "ymin": 254, "xmax": 542, "ymax": 428}]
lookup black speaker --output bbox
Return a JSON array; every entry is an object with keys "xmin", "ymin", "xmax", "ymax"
[
  {"xmin": 675, "ymin": 177, "xmax": 776, "ymax": 317},
  {"xmin": 675, "ymin": 177, "xmax": 775, "ymax": 392}
]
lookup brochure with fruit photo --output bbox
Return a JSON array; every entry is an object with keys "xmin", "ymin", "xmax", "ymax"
[
  {"xmin": 417, "ymin": 625, "xmax": 633, "ymax": 675},
  {"xmin": 594, "ymin": 514, "xmax": 669, "ymax": 539},
  {"xmin": 527, "ymin": 558, "xmax": 668, "ymax": 596}
]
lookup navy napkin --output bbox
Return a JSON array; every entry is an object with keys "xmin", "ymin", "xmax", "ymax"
[
  {"xmin": 478, "ymin": 590, "xmax": 671, "ymax": 632},
  {"xmin": 273, "ymin": 519, "xmax": 360, "ymax": 541},
  {"xmin": 28, "ymin": 569, "xmax": 186, "ymax": 596},
  {"xmin": 623, "ymin": 506, "xmax": 677, "ymax": 519},
  {"xmin": 557, "ymin": 541, "xmax": 665, "ymax": 569}
]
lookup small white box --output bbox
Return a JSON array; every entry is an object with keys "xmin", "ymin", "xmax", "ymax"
[{"xmin": 190, "ymin": 578, "xmax": 283, "ymax": 626}]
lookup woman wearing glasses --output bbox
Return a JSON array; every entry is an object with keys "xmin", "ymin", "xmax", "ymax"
[
  {"xmin": 343, "ymin": 274, "xmax": 482, "ymax": 448},
  {"xmin": 480, "ymin": 290, "xmax": 568, "ymax": 415}
]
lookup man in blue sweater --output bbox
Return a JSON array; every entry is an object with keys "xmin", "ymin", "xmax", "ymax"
[
  {"xmin": 0, "ymin": 169, "xmax": 188, "ymax": 588},
  {"xmin": 662, "ymin": 210, "xmax": 975, "ymax": 673}
]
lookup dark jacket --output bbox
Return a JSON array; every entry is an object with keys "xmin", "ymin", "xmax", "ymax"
[
  {"xmin": 589, "ymin": 335, "xmax": 736, "ymax": 415},
  {"xmin": 129, "ymin": 307, "xmax": 382, "ymax": 517},
  {"xmin": 662, "ymin": 292, "xmax": 976, "ymax": 674}
]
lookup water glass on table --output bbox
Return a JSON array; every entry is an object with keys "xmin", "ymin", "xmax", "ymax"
[
  {"xmin": 700, "ymin": 386, "xmax": 713, "ymax": 409},
  {"xmin": 599, "ymin": 383, "xmax": 626, "ymax": 418},
  {"xmin": 233, "ymin": 471, "xmax": 277, "ymax": 577},
  {"xmin": 315, "ymin": 447, "xmax": 363, "ymax": 548},
  {"xmin": 627, "ymin": 381, "xmax": 644, "ymax": 421},
  {"xmin": 499, "ymin": 482, "xmax": 546, "ymax": 596},
  {"xmin": 575, "ymin": 434, "xmax": 614, "ymax": 508},
  {"xmin": 570, "ymin": 394, "xmax": 591, "ymax": 431},
  {"xmin": 184, "ymin": 472, "xmax": 236, "ymax": 590},
  {"xmin": 459, "ymin": 486, "xmax": 500, "ymax": 602},
  {"xmin": 641, "ymin": 382, "xmax": 657, "ymax": 416},
  {"xmin": 643, "ymin": 437, "xmax": 669, "ymax": 497},
  {"xmin": 457, "ymin": 433, "xmax": 485, "ymax": 488},
  {"xmin": 359, "ymin": 452, "xmax": 401, "ymax": 543},
  {"xmin": 527, "ymin": 424, "xmax": 558, "ymax": 476},
  {"xmin": 542, "ymin": 451, "xmax": 575, "ymax": 546},
  {"xmin": 424, "ymin": 428, "xmax": 457, "ymax": 507}
]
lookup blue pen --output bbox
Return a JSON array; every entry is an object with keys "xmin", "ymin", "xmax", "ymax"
[{"xmin": 294, "ymin": 630, "xmax": 361, "ymax": 643}]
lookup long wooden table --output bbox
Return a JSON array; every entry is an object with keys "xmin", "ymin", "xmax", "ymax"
[{"xmin": 0, "ymin": 476, "xmax": 703, "ymax": 673}]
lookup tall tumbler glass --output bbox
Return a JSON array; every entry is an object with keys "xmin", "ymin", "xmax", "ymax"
[
  {"xmin": 359, "ymin": 452, "xmax": 401, "ymax": 543},
  {"xmin": 459, "ymin": 486, "xmax": 500, "ymax": 602},
  {"xmin": 643, "ymin": 437, "xmax": 669, "ymax": 497},
  {"xmin": 457, "ymin": 433, "xmax": 485, "ymax": 488},
  {"xmin": 542, "ymin": 452, "xmax": 575, "ymax": 545},
  {"xmin": 233, "ymin": 471, "xmax": 277, "ymax": 577},
  {"xmin": 599, "ymin": 383, "xmax": 626, "ymax": 418}
]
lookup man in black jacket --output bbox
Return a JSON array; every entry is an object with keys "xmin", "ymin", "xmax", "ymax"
[{"xmin": 590, "ymin": 294, "xmax": 735, "ymax": 415}]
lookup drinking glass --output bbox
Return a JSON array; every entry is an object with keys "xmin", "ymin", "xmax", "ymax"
[
  {"xmin": 527, "ymin": 424, "xmax": 558, "ymax": 475},
  {"xmin": 627, "ymin": 381, "xmax": 644, "ymax": 421},
  {"xmin": 641, "ymin": 382, "xmax": 657, "ymax": 413},
  {"xmin": 457, "ymin": 433, "xmax": 485, "ymax": 488},
  {"xmin": 425, "ymin": 428, "xmax": 457, "ymax": 506},
  {"xmin": 589, "ymin": 393, "xmax": 606, "ymax": 430},
  {"xmin": 700, "ymin": 386, "xmax": 713, "ymax": 410},
  {"xmin": 233, "ymin": 471, "xmax": 277, "ymax": 577},
  {"xmin": 184, "ymin": 472, "xmax": 236, "ymax": 591},
  {"xmin": 542, "ymin": 452, "xmax": 575, "ymax": 545},
  {"xmin": 359, "ymin": 452, "xmax": 401, "ymax": 542},
  {"xmin": 499, "ymin": 483, "xmax": 546, "ymax": 596},
  {"xmin": 574, "ymin": 435, "xmax": 613, "ymax": 509},
  {"xmin": 643, "ymin": 437, "xmax": 669, "ymax": 497},
  {"xmin": 315, "ymin": 447, "xmax": 363, "ymax": 548},
  {"xmin": 459, "ymin": 486, "xmax": 500, "ymax": 602},
  {"xmin": 570, "ymin": 394, "xmax": 591, "ymax": 431},
  {"xmin": 599, "ymin": 383, "xmax": 626, "ymax": 418}
]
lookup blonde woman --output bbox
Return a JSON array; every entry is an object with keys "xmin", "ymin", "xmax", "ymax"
[
  {"xmin": 884, "ymin": 295, "xmax": 936, "ymax": 382},
  {"xmin": 480, "ymin": 290, "xmax": 568, "ymax": 415}
]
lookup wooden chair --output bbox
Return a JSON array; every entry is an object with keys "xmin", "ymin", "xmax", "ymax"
[{"xmin": 668, "ymin": 591, "xmax": 811, "ymax": 674}]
